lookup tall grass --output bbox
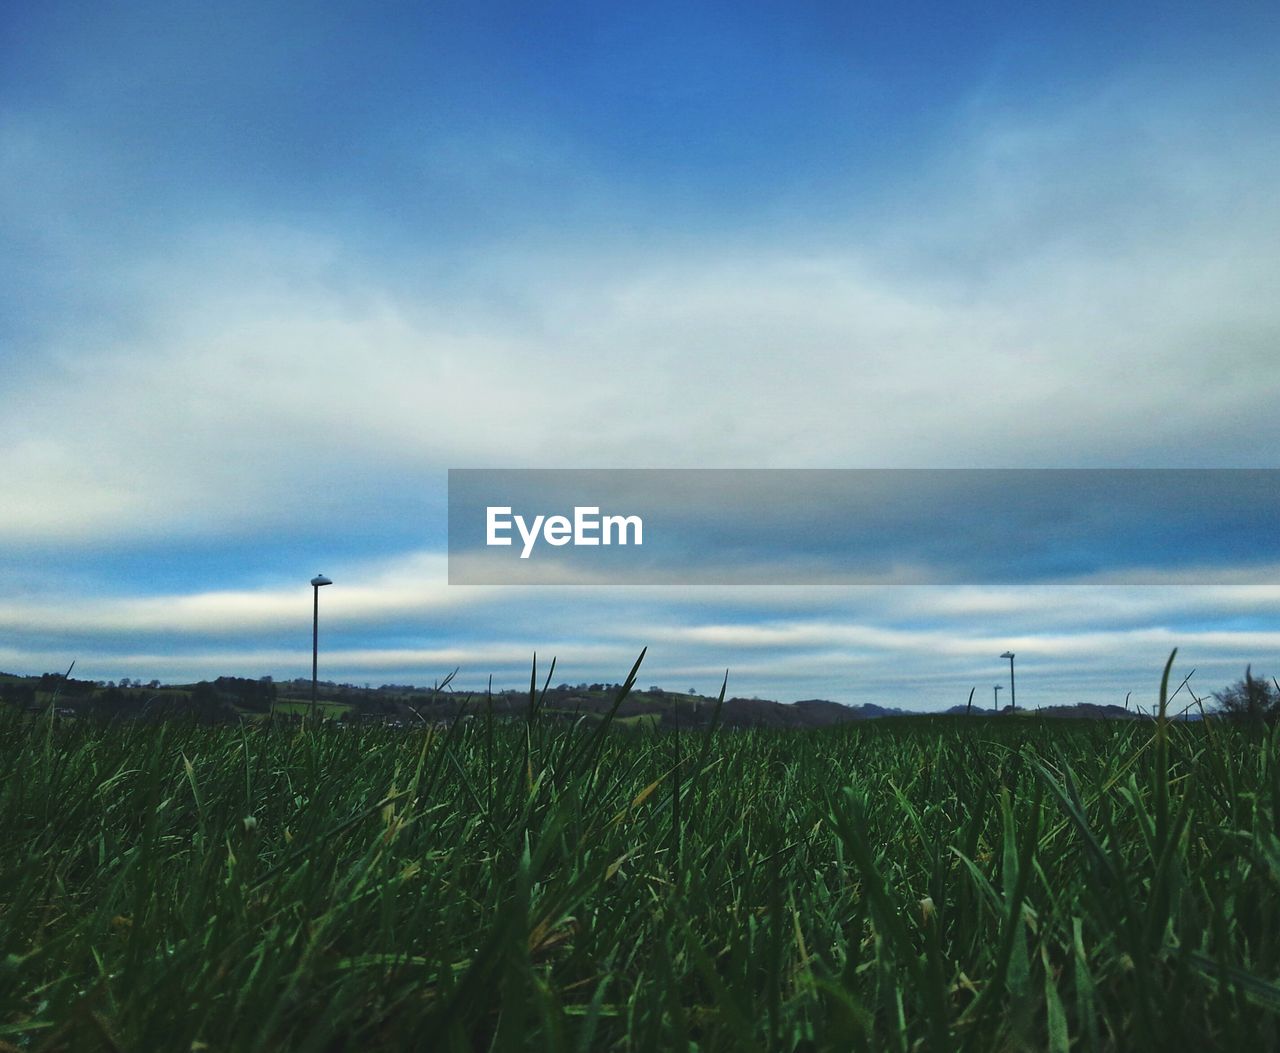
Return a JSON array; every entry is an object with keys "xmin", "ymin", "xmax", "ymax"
[{"xmin": 2, "ymin": 652, "xmax": 1278, "ymax": 1050}]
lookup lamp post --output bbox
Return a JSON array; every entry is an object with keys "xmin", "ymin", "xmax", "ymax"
[
  {"xmin": 310, "ymin": 574, "xmax": 332, "ymax": 723},
  {"xmin": 1001, "ymin": 651, "xmax": 1016, "ymax": 711},
  {"xmin": 993, "ymin": 684, "xmax": 1002, "ymax": 712}
]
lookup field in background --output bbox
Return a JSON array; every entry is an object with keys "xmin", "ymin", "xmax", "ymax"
[
  {"xmin": 269, "ymin": 699, "xmax": 356, "ymax": 719},
  {"xmin": 2, "ymin": 659, "xmax": 1278, "ymax": 1051}
]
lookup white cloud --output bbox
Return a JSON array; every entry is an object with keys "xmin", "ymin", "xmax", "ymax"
[
  {"xmin": 4, "ymin": 67, "xmax": 1279, "ymax": 546},
  {"xmin": 7, "ymin": 217, "xmax": 1277, "ymax": 545},
  {"xmin": 0, "ymin": 551, "xmax": 478, "ymax": 636},
  {"xmin": 2, "ymin": 67, "xmax": 1277, "ymax": 702},
  {"xmin": 0, "ymin": 568, "xmax": 1274, "ymax": 708}
]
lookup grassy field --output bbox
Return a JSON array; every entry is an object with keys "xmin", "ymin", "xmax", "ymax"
[
  {"xmin": 269, "ymin": 699, "xmax": 356, "ymax": 719},
  {"xmin": 2, "ymin": 654, "xmax": 1278, "ymax": 1051}
]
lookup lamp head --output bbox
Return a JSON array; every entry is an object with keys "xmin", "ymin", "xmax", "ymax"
[
  {"xmin": 311, "ymin": 575, "xmax": 333, "ymax": 587},
  {"xmin": 1001, "ymin": 651, "xmax": 1015, "ymax": 659}
]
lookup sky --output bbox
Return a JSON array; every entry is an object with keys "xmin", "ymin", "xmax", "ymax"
[{"xmin": 2, "ymin": 1, "xmax": 1278, "ymax": 709}]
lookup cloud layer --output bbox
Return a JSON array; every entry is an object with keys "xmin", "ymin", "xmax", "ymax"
[{"xmin": 1, "ymin": 5, "xmax": 1276, "ymax": 703}]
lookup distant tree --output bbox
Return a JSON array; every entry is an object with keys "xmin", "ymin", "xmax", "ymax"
[
  {"xmin": 211, "ymin": 676, "xmax": 276, "ymax": 712},
  {"xmin": 2, "ymin": 682, "xmax": 35, "ymax": 707},
  {"xmin": 97, "ymin": 686, "xmax": 129, "ymax": 716},
  {"xmin": 1213, "ymin": 667, "xmax": 1279, "ymax": 726},
  {"xmin": 188, "ymin": 681, "xmax": 234, "ymax": 723}
]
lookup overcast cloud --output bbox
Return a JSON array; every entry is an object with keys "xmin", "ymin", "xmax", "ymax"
[{"xmin": 1, "ymin": 3, "xmax": 1277, "ymax": 707}]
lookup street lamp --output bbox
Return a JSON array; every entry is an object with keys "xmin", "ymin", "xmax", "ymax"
[
  {"xmin": 1001, "ymin": 651, "xmax": 1016, "ymax": 711},
  {"xmin": 311, "ymin": 574, "xmax": 332, "ymax": 723},
  {"xmin": 993, "ymin": 684, "xmax": 1002, "ymax": 712}
]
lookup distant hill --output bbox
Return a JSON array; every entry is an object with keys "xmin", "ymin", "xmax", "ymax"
[
  {"xmin": 1028, "ymin": 703, "xmax": 1146, "ymax": 720},
  {"xmin": 714, "ymin": 697, "xmax": 906, "ymax": 728},
  {"xmin": 0, "ymin": 670, "xmax": 1205, "ymax": 727},
  {"xmin": 941, "ymin": 702, "xmax": 1200, "ymax": 721}
]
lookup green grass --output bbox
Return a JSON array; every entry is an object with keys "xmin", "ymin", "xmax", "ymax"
[
  {"xmin": 616, "ymin": 713, "xmax": 662, "ymax": 731},
  {"xmin": 553, "ymin": 710, "xmax": 662, "ymax": 731},
  {"xmin": 2, "ymin": 653, "xmax": 1278, "ymax": 1050},
  {"xmin": 270, "ymin": 699, "xmax": 356, "ymax": 718}
]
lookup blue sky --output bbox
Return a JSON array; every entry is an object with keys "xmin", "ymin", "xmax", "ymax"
[{"xmin": 2, "ymin": 2, "xmax": 1278, "ymax": 708}]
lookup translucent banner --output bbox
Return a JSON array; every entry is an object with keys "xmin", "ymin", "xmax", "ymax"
[{"xmin": 447, "ymin": 469, "xmax": 1280, "ymax": 585}]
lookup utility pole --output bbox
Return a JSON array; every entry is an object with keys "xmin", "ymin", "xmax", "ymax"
[
  {"xmin": 1001, "ymin": 651, "xmax": 1016, "ymax": 711},
  {"xmin": 310, "ymin": 574, "xmax": 332, "ymax": 723}
]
